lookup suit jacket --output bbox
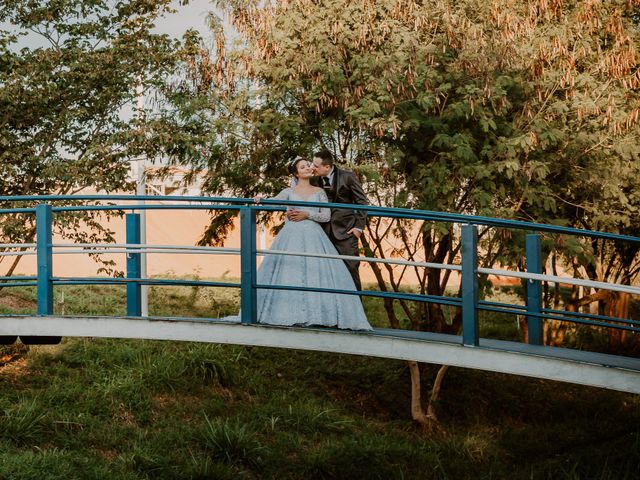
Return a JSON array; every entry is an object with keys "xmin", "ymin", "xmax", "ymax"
[{"xmin": 312, "ymin": 167, "xmax": 369, "ymax": 241}]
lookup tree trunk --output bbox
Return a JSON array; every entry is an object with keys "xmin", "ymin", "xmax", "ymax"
[
  {"xmin": 559, "ymin": 288, "xmax": 633, "ymax": 353},
  {"xmin": 604, "ymin": 291, "xmax": 629, "ymax": 353},
  {"xmin": 426, "ymin": 364, "xmax": 449, "ymax": 423},
  {"xmin": 408, "ymin": 361, "xmax": 448, "ymax": 434},
  {"xmin": 360, "ymin": 235, "xmax": 400, "ymax": 328},
  {"xmin": 423, "ymin": 230, "xmax": 453, "ymax": 333}
]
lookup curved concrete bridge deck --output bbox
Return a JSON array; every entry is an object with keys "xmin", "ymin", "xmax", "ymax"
[{"xmin": 3, "ymin": 315, "xmax": 639, "ymax": 395}]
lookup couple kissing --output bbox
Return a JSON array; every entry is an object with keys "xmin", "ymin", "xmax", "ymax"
[{"xmin": 248, "ymin": 149, "xmax": 371, "ymax": 330}]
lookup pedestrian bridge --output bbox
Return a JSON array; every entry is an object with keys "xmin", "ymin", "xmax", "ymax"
[{"xmin": 1, "ymin": 195, "xmax": 639, "ymax": 394}]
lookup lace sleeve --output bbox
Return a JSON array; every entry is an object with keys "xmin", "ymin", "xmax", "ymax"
[
  {"xmin": 308, "ymin": 189, "xmax": 331, "ymax": 223},
  {"xmin": 272, "ymin": 187, "xmax": 290, "ymax": 201}
]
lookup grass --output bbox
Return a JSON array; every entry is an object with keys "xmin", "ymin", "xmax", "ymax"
[
  {"xmin": 0, "ymin": 397, "xmax": 49, "ymax": 446},
  {"xmin": 0, "ymin": 282, "xmax": 639, "ymax": 479},
  {"xmin": 201, "ymin": 414, "xmax": 266, "ymax": 467},
  {"xmin": 0, "ymin": 273, "xmax": 240, "ymax": 319}
]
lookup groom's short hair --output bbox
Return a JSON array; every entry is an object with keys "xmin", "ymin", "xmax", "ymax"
[{"xmin": 314, "ymin": 149, "xmax": 334, "ymax": 166}]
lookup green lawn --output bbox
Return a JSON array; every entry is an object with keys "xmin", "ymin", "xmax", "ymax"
[{"xmin": 0, "ymin": 283, "xmax": 639, "ymax": 479}]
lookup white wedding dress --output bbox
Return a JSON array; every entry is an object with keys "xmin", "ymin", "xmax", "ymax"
[{"xmin": 228, "ymin": 187, "xmax": 372, "ymax": 330}]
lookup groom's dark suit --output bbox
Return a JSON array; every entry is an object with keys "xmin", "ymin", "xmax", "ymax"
[{"xmin": 312, "ymin": 166, "xmax": 368, "ymax": 290}]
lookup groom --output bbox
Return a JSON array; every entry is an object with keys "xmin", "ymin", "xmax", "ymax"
[{"xmin": 311, "ymin": 149, "xmax": 369, "ymax": 290}]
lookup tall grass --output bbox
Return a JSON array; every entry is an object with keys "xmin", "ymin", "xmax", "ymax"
[
  {"xmin": 0, "ymin": 283, "xmax": 639, "ymax": 479},
  {"xmin": 0, "ymin": 398, "xmax": 49, "ymax": 446}
]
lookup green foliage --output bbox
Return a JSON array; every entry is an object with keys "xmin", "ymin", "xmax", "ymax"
[
  {"xmin": 0, "ymin": 0, "xmax": 185, "ymax": 277},
  {"xmin": 197, "ymin": 0, "xmax": 639, "ymax": 218},
  {"xmin": 201, "ymin": 415, "xmax": 266, "ymax": 468},
  {"xmin": 0, "ymin": 398, "xmax": 49, "ymax": 446}
]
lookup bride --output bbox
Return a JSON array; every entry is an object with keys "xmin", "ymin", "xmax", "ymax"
[{"xmin": 251, "ymin": 157, "xmax": 372, "ymax": 330}]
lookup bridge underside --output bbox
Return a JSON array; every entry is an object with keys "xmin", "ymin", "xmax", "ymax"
[{"xmin": 2, "ymin": 316, "xmax": 640, "ymax": 395}]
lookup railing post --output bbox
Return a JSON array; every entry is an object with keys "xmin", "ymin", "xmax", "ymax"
[
  {"xmin": 36, "ymin": 203, "xmax": 53, "ymax": 316},
  {"xmin": 240, "ymin": 206, "xmax": 257, "ymax": 325},
  {"xmin": 21, "ymin": 203, "xmax": 60, "ymax": 345},
  {"xmin": 461, "ymin": 224, "xmax": 479, "ymax": 346},
  {"xmin": 126, "ymin": 213, "xmax": 142, "ymax": 317},
  {"xmin": 526, "ymin": 234, "xmax": 543, "ymax": 345}
]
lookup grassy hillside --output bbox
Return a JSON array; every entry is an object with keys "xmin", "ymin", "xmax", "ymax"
[{"xmin": 0, "ymin": 284, "xmax": 639, "ymax": 479}]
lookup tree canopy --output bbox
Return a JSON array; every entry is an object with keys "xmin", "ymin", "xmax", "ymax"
[
  {"xmin": 170, "ymin": 0, "xmax": 640, "ymax": 306},
  {"xmin": 206, "ymin": 0, "xmax": 640, "ymax": 218},
  {"xmin": 0, "ymin": 0, "xmax": 184, "ymax": 276}
]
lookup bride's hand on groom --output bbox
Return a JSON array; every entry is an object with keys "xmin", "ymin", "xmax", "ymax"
[{"xmin": 347, "ymin": 228, "xmax": 362, "ymax": 239}]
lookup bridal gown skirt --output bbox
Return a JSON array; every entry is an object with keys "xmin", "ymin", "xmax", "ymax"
[{"xmin": 255, "ymin": 219, "xmax": 372, "ymax": 330}]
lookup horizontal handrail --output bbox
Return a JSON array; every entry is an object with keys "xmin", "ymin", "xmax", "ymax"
[
  {"xmin": 52, "ymin": 243, "xmax": 241, "ymax": 255},
  {"xmin": 56, "ymin": 249, "xmax": 238, "ymax": 257},
  {"xmin": 51, "ymin": 242, "xmax": 460, "ymax": 270},
  {"xmin": 0, "ymin": 281, "xmax": 38, "ymax": 288},
  {"xmin": 254, "ymin": 202, "xmax": 640, "ymax": 243},
  {"xmin": 54, "ymin": 243, "xmax": 233, "ymax": 250},
  {"xmin": 254, "ymin": 283, "xmax": 463, "ymax": 307},
  {"xmin": 2, "ymin": 194, "xmax": 639, "ymax": 243},
  {"xmin": 478, "ymin": 299, "xmax": 640, "ymax": 327},
  {"xmin": 0, "ymin": 207, "xmax": 37, "ymax": 214},
  {"xmin": 478, "ymin": 267, "xmax": 640, "ymax": 296},
  {"xmin": 52, "ymin": 277, "xmax": 241, "ymax": 289},
  {"xmin": 51, "ymin": 204, "xmax": 245, "ymax": 213},
  {"xmin": 541, "ymin": 306, "xmax": 640, "ymax": 326},
  {"xmin": 0, "ymin": 194, "xmax": 246, "ymax": 203},
  {"xmin": 51, "ymin": 249, "xmax": 239, "ymax": 256},
  {"xmin": 478, "ymin": 302, "xmax": 640, "ymax": 333},
  {"xmin": 257, "ymin": 249, "xmax": 462, "ymax": 271}
]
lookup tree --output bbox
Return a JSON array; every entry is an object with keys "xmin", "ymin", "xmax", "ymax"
[
  {"xmin": 166, "ymin": 0, "xmax": 640, "ymax": 428},
  {"xmin": 0, "ymin": 0, "xmax": 184, "ymax": 279}
]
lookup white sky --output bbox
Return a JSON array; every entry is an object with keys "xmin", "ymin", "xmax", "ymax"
[
  {"xmin": 2, "ymin": 0, "xmax": 222, "ymax": 48},
  {"xmin": 154, "ymin": 0, "xmax": 220, "ymax": 40}
]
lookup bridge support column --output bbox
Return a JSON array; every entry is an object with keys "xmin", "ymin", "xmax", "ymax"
[
  {"xmin": 461, "ymin": 224, "xmax": 479, "ymax": 346},
  {"xmin": 526, "ymin": 234, "xmax": 543, "ymax": 345},
  {"xmin": 21, "ymin": 203, "xmax": 60, "ymax": 345},
  {"xmin": 126, "ymin": 213, "xmax": 142, "ymax": 317},
  {"xmin": 240, "ymin": 207, "xmax": 257, "ymax": 325}
]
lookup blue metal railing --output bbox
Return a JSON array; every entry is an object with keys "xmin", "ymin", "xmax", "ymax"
[{"xmin": 1, "ymin": 195, "xmax": 639, "ymax": 351}]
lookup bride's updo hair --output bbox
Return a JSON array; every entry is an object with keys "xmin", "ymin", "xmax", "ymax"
[{"xmin": 288, "ymin": 156, "xmax": 308, "ymax": 177}]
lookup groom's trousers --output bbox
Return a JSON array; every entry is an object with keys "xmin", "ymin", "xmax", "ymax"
[{"xmin": 329, "ymin": 232, "xmax": 362, "ymax": 291}]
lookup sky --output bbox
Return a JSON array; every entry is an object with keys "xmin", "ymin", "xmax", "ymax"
[
  {"xmin": 1, "ymin": 0, "xmax": 223, "ymax": 49},
  {"xmin": 154, "ymin": 0, "xmax": 220, "ymax": 40}
]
